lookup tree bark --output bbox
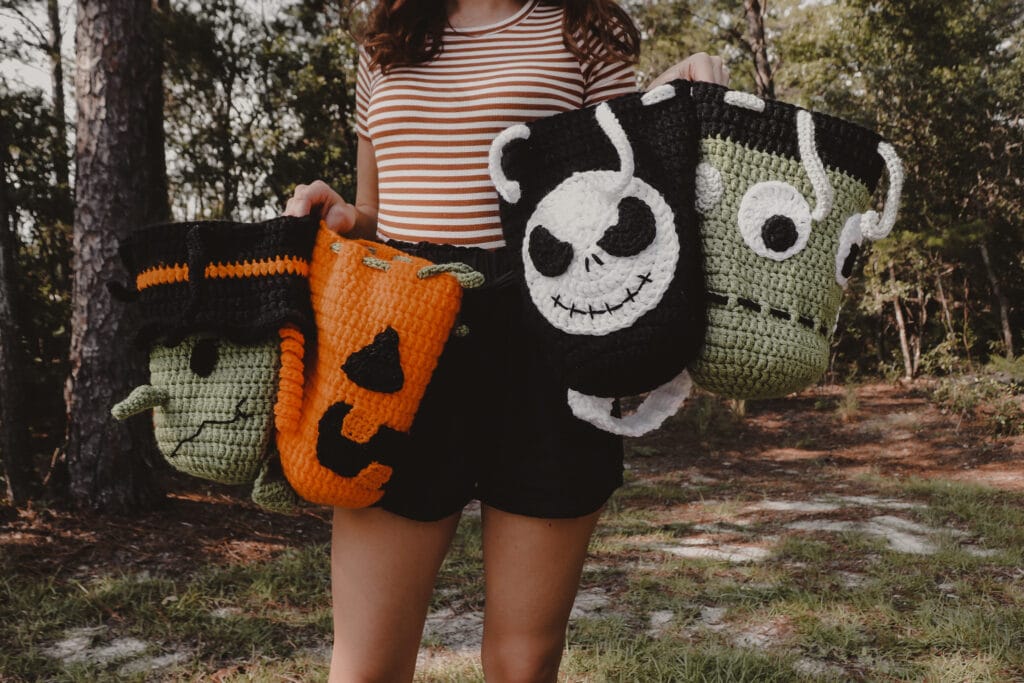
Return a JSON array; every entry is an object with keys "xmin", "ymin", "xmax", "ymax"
[
  {"xmin": 47, "ymin": 0, "xmax": 72, "ymax": 221},
  {"xmin": 978, "ymin": 241, "xmax": 1014, "ymax": 359},
  {"xmin": 0, "ymin": 128, "xmax": 41, "ymax": 506},
  {"xmin": 890, "ymin": 264, "xmax": 914, "ymax": 380},
  {"xmin": 64, "ymin": 0, "xmax": 169, "ymax": 512},
  {"xmin": 743, "ymin": 0, "xmax": 775, "ymax": 99}
]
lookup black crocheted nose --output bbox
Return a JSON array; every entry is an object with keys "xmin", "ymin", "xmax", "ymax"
[
  {"xmin": 840, "ymin": 242, "xmax": 861, "ymax": 279},
  {"xmin": 597, "ymin": 197, "xmax": 656, "ymax": 258},
  {"xmin": 189, "ymin": 338, "xmax": 219, "ymax": 377},
  {"xmin": 528, "ymin": 226, "xmax": 574, "ymax": 277},
  {"xmin": 761, "ymin": 215, "xmax": 798, "ymax": 253}
]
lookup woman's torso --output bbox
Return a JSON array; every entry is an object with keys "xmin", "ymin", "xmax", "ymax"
[{"xmin": 356, "ymin": 0, "xmax": 635, "ymax": 248}]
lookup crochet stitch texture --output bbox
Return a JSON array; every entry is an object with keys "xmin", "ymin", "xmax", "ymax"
[
  {"xmin": 687, "ymin": 83, "xmax": 902, "ymax": 399},
  {"xmin": 276, "ymin": 226, "xmax": 468, "ymax": 508},
  {"xmin": 111, "ymin": 215, "xmax": 320, "ymax": 513}
]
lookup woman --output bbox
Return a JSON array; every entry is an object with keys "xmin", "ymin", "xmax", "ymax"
[{"xmin": 284, "ymin": 1, "xmax": 728, "ymax": 680}]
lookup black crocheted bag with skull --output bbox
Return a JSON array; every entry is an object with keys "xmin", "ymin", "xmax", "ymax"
[{"xmin": 488, "ymin": 80, "xmax": 705, "ymax": 436}]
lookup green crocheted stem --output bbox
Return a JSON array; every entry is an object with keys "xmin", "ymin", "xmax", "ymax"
[
  {"xmin": 111, "ymin": 384, "xmax": 169, "ymax": 420},
  {"xmin": 417, "ymin": 262, "xmax": 486, "ymax": 289}
]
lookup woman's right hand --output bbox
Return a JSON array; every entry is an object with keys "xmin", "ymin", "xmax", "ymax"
[{"xmin": 284, "ymin": 180, "xmax": 359, "ymax": 235}]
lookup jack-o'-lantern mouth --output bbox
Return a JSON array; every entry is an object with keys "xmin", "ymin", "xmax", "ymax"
[
  {"xmin": 707, "ymin": 291, "xmax": 831, "ymax": 338},
  {"xmin": 549, "ymin": 272, "xmax": 654, "ymax": 319},
  {"xmin": 169, "ymin": 397, "xmax": 253, "ymax": 458}
]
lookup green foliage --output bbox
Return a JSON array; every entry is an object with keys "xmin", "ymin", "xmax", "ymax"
[
  {"xmin": 0, "ymin": 80, "xmax": 72, "ymax": 470},
  {"xmin": 931, "ymin": 362, "xmax": 1024, "ymax": 436}
]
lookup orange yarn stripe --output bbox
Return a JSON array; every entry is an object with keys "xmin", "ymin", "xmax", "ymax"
[
  {"xmin": 205, "ymin": 256, "xmax": 309, "ymax": 279},
  {"xmin": 136, "ymin": 264, "xmax": 189, "ymax": 290}
]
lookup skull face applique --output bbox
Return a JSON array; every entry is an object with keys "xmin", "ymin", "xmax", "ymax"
[
  {"xmin": 687, "ymin": 84, "xmax": 903, "ymax": 399},
  {"xmin": 490, "ymin": 82, "xmax": 706, "ymax": 435}
]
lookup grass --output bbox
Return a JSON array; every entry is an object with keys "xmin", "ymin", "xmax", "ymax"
[{"xmin": 3, "ymin": 469, "xmax": 1024, "ymax": 681}]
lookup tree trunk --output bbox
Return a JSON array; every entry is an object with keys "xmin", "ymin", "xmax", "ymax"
[
  {"xmin": 0, "ymin": 131, "xmax": 41, "ymax": 506},
  {"xmin": 743, "ymin": 0, "xmax": 775, "ymax": 99},
  {"xmin": 978, "ymin": 241, "xmax": 1014, "ymax": 359},
  {"xmin": 890, "ymin": 264, "xmax": 914, "ymax": 380},
  {"xmin": 64, "ymin": 0, "xmax": 169, "ymax": 512},
  {"xmin": 48, "ymin": 0, "xmax": 72, "ymax": 223}
]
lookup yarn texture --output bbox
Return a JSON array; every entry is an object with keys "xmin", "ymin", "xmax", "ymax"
[
  {"xmin": 688, "ymin": 83, "xmax": 902, "ymax": 399},
  {"xmin": 110, "ymin": 215, "xmax": 319, "ymax": 514},
  {"xmin": 489, "ymin": 80, "xmax": 706, "ymax": 435},
  {"xmin": 275, "ymin": 226, "xmax": 471, "ymax": 508}
]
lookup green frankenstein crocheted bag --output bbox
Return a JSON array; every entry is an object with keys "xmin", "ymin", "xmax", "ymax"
[
  {"xmin": 687, "ymin": 84, "xmax": 903, "ymax": 399},
  {"xmin": 109, "ymin": 216, "xmax": 318, "ymax": 513}
]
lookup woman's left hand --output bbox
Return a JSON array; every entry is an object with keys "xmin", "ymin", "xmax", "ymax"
[{"xmin": 647, "ymin": 52, "xmax": 730, "ymax": 91}]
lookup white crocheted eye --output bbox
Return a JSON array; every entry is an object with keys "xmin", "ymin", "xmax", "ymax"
[
  {"xmin": 835, "ymin": 214, "xmax": 864, "ymax": 288},
  {"xmin": 737, "ymin": 181, "xmax": 812, "ymax": 261},
  {"xmin": 695, "ymin": 162, "xmax": 723, "ymax": 214}
]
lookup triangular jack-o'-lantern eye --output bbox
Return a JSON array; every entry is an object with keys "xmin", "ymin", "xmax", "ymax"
[{"xmin": 342, "ymin": 326, "xmax": 404, "ymax": 393}]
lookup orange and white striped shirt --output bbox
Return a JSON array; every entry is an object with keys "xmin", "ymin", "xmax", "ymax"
[{"xmin": 356, "ymin": 0, "xmax": 637, "ymax": 248}]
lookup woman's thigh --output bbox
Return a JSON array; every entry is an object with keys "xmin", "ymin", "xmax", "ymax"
[
  {"xmin": 479, "ymin": 505, "xmax": 603, "ymax": 682},
  {"xmin": 329, "ymin": 506, "xmax": 460, "ymax": 683}
]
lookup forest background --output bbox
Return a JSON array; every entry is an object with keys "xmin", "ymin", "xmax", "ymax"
[{"xmin": 0, "ymin": 0, "xmax": 1023, "ymax": 511}]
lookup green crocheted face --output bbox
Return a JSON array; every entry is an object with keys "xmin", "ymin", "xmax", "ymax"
[
  {"xmin": 690, "ymin": 137, "xmax": 871, "ymax": 398},
  {"xmin": 143, "ymin": 335, "xmax": 280, "ymax": 483}
]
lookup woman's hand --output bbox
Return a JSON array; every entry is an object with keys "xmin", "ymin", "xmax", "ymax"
[
  {"xmin": 647, "ymin": 52, "xmax": 730, "ymax": 91},
  {"xmin": 284, "ymin": 180, "xmax": 359, "ymax": 235}
]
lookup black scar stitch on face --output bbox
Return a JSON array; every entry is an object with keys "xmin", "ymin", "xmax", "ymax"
[
  {"xmin": 189, "ymin": 337, "xmax": 220, "ymax": 377},
  {"xmin": 528, "ymin": 225, "xmax": 574, "ymax": 277},
  {"xmin": 597, "ymin": 197, "xmax": 657, "ymax": 258},
  {"xmin": 342, "ymin": 326, "xmax": 405, "ymax": 393},
  {"xmin": 169, "ymin": 397, "xmax": 252, "ymax": 458},
  {"xmin": 706, "ymin": 292, "xmax": 828, "ymax": 337}
]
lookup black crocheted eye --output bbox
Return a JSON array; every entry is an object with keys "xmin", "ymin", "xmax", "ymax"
[
  {"xmin": 761, "ymin": 215, "xmax": 798, "ymax": 253},
  {"xmin": 597, "ymin": 197, "xmax": 656, "ymax": 258},
  {"xmin": 342, "ymin": 327, "xmax": 404, "ymax": 393},
  {"xmin": 190, "ymin": 338, "xmax": 219, "ymax": 377},
  {"xmin": 528, "ymin": 225, "xmax": 574, "ymax": 277}
]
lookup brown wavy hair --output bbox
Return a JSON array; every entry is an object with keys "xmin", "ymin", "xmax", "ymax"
[{"xmin": 361, "ymin": 0, "xmax": 640, "ymax": 74}]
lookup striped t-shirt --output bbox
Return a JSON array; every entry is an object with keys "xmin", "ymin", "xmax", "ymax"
[{"xmin": 355, "ymin": 0, "xmax": 637, "ymax": 248}]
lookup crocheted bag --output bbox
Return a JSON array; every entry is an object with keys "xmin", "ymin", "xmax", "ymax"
[
  {"xmin": 275, "ymin": 226, "xmax": 482, "ymax": 508},
  {"xmin": 110, "ymin": 216, "xmax": 318, "ymax": 513},
  {"xmin": 488, "ymin": 80, "xmax": 705, "ymax": 436},
  {"xmin": 686, "ymin": 84, "xmax": 903, "ymax": 399}
]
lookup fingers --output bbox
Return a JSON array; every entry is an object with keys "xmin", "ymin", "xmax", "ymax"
[
  {"xmin": 681, "ymin": 53, "xmax": 730, "ymax": 86},
  {"xmin": 283, "ymin": 179, "xmax": 356, "ymax": 234}
]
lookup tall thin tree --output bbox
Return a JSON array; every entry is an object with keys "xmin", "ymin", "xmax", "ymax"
[{"xmin": 64, "ymin": 0, "xmax": 168, "ymax": 511}]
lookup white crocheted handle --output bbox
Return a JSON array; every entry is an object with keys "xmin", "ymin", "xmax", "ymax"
[
  {"xmin": 567, "ymin": 370, "xmax": 692, "ymax": 437},
  {"xmin": 861, "ymin": 141, "xmax": 904, "ymax": 241}
]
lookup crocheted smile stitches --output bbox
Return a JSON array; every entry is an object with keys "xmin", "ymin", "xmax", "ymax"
[
  {"xmin": 489, "ymin": 80, "xmax": 706, "ymax": 436},
  {"xmin": 276, "ymin": 226, "xmax": 472, "ymax": 508},
  {"xmin": 687, "ymin": 83, "xmax": 903, "ymax": 399},
  {"xmin": 111, "ymin": 216, "xmax": 320, "ymax": 514}
]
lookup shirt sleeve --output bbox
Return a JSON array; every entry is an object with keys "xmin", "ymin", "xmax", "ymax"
[
  {"xmin": 581, "ymin": 32, "xmax": 637, "ymax": 106},
  {"xmin": 355, "ymin": 47, "xmax": 376, "ymax": 140}
]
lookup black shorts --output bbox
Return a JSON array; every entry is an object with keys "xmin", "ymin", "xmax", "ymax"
[{"xmin": 373, "ymin": 241, "xmax": 624, "ymax": 522}]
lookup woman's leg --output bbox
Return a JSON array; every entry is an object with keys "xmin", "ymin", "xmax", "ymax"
[
  {"xmin": 329, "ymin": 506, "xmax": 461, "ymax": 683},
  {"xmin": 479, "ymin": 505, "xmax": 602, "ymax": 683}
]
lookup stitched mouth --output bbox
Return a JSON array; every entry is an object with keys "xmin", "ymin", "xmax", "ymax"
[
  {"xmin": 550, "ymin": 272, "xmax": 654, "ymax": 319},
  {"xmin": 169, "ymin": 397, "xmax": 253, "ymax": 458},
  {"xmin": 707, "ymin": 291, "xmax": 829, "ymax": 337}
]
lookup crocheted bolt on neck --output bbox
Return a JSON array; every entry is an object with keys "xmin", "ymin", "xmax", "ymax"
[
  {"xmin": 110, "ymin": 215, "xmax": 319, "ymax": 513},
  {"xmin": 687, "ymin": 84, "xmax": 904, "ymax": 399},
  {"xmin": 490, "ymin": 80, "xmax": 706, "ymax": 436}
]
